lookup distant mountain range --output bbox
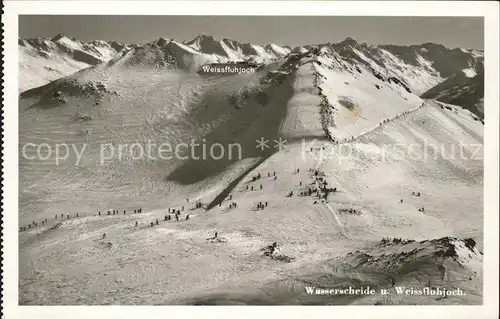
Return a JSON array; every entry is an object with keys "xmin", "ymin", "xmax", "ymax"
[
  {"xmin": 19, "ymin": 33, "xmax": 132, "ymax": 91},
  {"xmin": 19, "ymin": 33, "xmax": 484, "ymax": 117}
]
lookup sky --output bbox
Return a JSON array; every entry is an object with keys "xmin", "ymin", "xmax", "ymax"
[{"xmin": 19, "ymin": 16, "xmax": 484, "ymax": 49}]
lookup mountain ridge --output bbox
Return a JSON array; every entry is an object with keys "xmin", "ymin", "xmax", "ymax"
[{"xmin": 19, "ymin": 33, "xmax": 484, "ymax": 117}]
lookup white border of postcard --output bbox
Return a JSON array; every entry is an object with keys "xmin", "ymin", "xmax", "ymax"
[{"xmin": 2, "ymin": 1, "xmax": 499, "ymax": 318}]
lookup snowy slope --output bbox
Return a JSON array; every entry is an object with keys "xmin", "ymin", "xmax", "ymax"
[
  {"xmin": 167, "ymin": 90, "xmax": 483, "ymax": 304},
  {"xmin": 176, "ymin": 237, "xmax": 482, "ymax": 305},
  {"xmin": 19, "ymin": 37, "xmax": 483, "ymax": 305},
  {"xmin": 313, "ymin": 49, "xmax": 424, "ymax": 141},
  {"xmin": 18, "ymin": 33, "xmax": 129, "ymax": 92}
]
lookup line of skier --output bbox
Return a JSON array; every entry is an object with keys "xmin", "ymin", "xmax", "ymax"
[
  {"xmin": 98, "ymin": 208, "xmax": 143, "ymax": 216},
  {"xmin": 246, "ymin": 184, "xmax": 265, "ymax": 191},
  {"xmin": 19, "ymin": 208, "xmax": 144, "ymax": 232},
  {"xmin": 101, "ymin": 208, "xmax": 193, "ymax": 239},
  {"xmin": 19, "ymin": 217, "xmax": 49, "ymax": 232},
  {"xmin": 22, "ymin": 196, "xmax": 215, "ymax": 236}
]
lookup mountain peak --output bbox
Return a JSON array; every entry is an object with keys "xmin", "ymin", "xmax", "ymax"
[
  {"xmin": 192, "ymin": 34, "xmax": 217, "ymax": 42},
  {"xmin": 339, "ymin": 37, "xmax": 359, "ymax": 46},
  {"xmin": 155, "ymin": 37, "xmax": 172, "ymax": 47},
  {"xmin": 51, "ymin": 33, "xmax": 67, "ymax": 42},
  {"xmin": 185, "ymin": 34, "xmax": 220, "ymax": 47}
]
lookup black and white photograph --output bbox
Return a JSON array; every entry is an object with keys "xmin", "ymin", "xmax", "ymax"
[{"xmin": 2, "ymin": 1, "xmax": 499, "ymax": 318}]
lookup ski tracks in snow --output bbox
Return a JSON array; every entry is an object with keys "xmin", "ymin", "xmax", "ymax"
[
  {"xmin": 310, "ymin": 101, "xmax": 431, "ymax": 242},
  {"xmin": 312, "ymin": 155, "xmax": 353, "ymax": 242}
]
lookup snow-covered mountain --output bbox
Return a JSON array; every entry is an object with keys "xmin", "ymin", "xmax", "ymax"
[
  {"xmin": 18, "ymin": 34, "xmax": 293, "ymax": 91},
  {"xmin": 380, "ymin": 44, "xmax": 484, "ymax": 117},
  {"xmin": 18, "ymin": 33, "xmax": 131, "ymax": 92},
  {"xmin": 103, "ymin": 35, "xmax": 293, "ymax": 71},
  {"xmin": 184, "ymin": 34, "xmax": 291, "ymax": 63},
  {"xmin": 19, "ymin": 34, "xmax": 484, "ymax": 119},
  {"xmin": 19, "ymin": 34, "xmax": 483, "ymax": 305},
  {"xmin": 421, "ymin": 59, "xmax": 484, "ymax": 118},
  {"xmin": 98, "ymin": 35, "xmax": 485, "ymax": 109},
  {"xmin": 317, "ymin": 39, "xmax": 484, "ymax": 114}
]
